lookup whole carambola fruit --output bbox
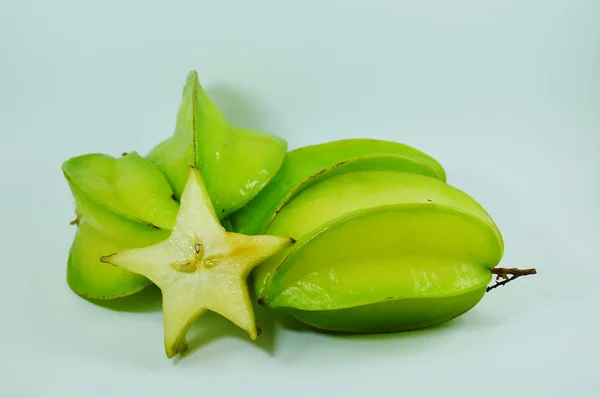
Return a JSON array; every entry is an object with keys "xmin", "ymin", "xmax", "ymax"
[
  {"xmin": 229, "ymin": 138, "xmax": 447, "ymax": 235},
  {"xmin": 253, "ymin": 170, "xmax": 504, "ymax": 333},
  {"xmin": 62, "ymin": 152, "xmax": 180, "ymax": 299},
  {"xmin": 146, "ymin": 70, "xmax": 288, "ymax": 219}
]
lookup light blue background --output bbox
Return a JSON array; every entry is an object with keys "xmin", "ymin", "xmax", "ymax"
[{"xmin": 1, "ymin": 1, "xmax": 598, "ymax": 397}]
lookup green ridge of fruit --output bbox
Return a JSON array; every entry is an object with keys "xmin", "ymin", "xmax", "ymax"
[
  {"xmin": 254, "ymin": 170, "xmax": 503, "ymax": 332},
  {"xmin": 62, "ymin": 152, "xmax": 179, "ymax": 298},
  {"xmin": 252, "ymin": 170, "xmax": 500, "ymax": 298},
  {"xmin": 62, "ymin": 152, "xmax": 179, "ymax": 231},
  {"xmin": 67, "ymin": 219, "xmax": 163, "ymax": 299},
  {"xmin": 146, "ymin": 70, "xmax": 288, "ymax": 219},
  {"xmin": 229, "ymin": 138, "xmax": 446, "ymax": 235}
]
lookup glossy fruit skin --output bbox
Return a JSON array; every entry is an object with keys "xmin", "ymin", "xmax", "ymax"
[
  {"xmin": 253, "ymin": 170, "xmax": 503, "ymax": 333},
  {"xmin": 279, "ymin": 288, "xmax": 486, "ymax": 333},
  {"xmin": 62, "ymin": 152, "xmax": 179, "ymax": 231},
  {"xmin": 229, "ymin": 138, "xmax": 447, "ymax": 235},
  {"xmin": 67, "ymin": 219, "xmax": 166, "ymax": 299},
  {"xmin": 62, "ymin": 152, "xmax": 177, "ymax": 299},
  {"xmin": 146, "ymin": 71, "xmax": 288, "ymax": 219},
  {"xmin": 251, "ymin": 170, "xmax": 499, "ymax": 298}
]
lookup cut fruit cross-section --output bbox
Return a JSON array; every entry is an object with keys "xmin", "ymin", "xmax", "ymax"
[{"xmin": 101, "ymin": 167, "xmax": 295, "ymax": 358}]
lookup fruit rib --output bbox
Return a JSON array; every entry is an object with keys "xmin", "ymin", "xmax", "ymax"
[
  {"xmin": 229, "ymin": 138, "xmax": 447, "ymax": 235},
  {"xmin": 146, "ymin": 70, "xmax": 288, "ymax": 219},
  {"xmin": 251, "ymin": 170, "xmax": 502, "ymax": 299},
  {"xmin": 264, "ymin": 205, "xmax": 501, "ymax": 333},
  {"xmin": 67, "ymin": 219, "xmax": 159, "ymax": 298},
  {"xmin": 266, "ymin": 204, "xmax": 501, "ymax": 309},
  {"xmin": 62, "ymin": 152, "xmax": 179, "ymax": 232},
  {"xmin": 251, "ymin": 169, "xmax": 504, "ymax": 333},
  {"xmin": 101, "ymin": 167, "xmax": 294, "ymax": 358},
  {"xmin": 281, "ymin": 289, "xmax": 487, "ymax": 333},
  {"xmin": 62, "ymin": 152, "xmax": 179, "ymax": 298}
]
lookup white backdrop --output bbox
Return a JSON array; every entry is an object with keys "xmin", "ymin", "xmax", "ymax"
[{"xmin": 1, "ymin": 1, "xmax": 598, "ymax": 397}]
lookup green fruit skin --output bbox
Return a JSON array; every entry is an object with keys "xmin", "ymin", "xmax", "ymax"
[
  {"xmin": 264, "ymin": 206, "xmax": 501, "ymax": 333},
  {"xmin": 62, "ymin": 152, "xmax": 179, "ymax": 231},
  {"xmin": 146, "ymin": 70, "xmax": 288, "ymax": 219},
  {"xmin": 67, "ymin": 219, "xmax": 163, "ymax": 299},
  {"xmin": 229, "ymin": 138, "xmax": 447, "ymax": 235},
  {"xmin": 65, "ymin": 186, "xmax": 170, "ymax": 298},
  {"xmin": 255, "ymin": 171, "xmax": 503, "ymax": 333},
  {"xmin": 277, "ymin": 288, "xmax": 486, "ymax": 334},
  {"xmin": 62, "ymin": 153, "xmax": 177, "ymax": 298},
  {"xmin": 253, "ymin": 170, "xmax": 500, "ymax": 299}
]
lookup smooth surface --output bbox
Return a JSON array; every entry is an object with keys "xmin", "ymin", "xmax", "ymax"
[
  {"xmin": 63, "ymin": 152, "xmax": 179, "ymax": 229},
  {"xmin": 253, "ymin": 170, "xmax": 502, "ymax": 298},
  {"xmin": 267, "ymin": 206, "xmax": 501, "ymax": 308},
  {"xmin": 1, "ymin": 1, "xmax": 599, "ymax": 397},
  {"xmin": 280, "ymin": 287, "xmax": 488, "ymax": 333},
  {"xmin": 147, "ymin": 71, "xmax": 288, "ymax": 218},
  {"xmin": 267, "ymin": 170, "xmax": 498, "ymax": 240},
  {"xmin": 230, "ymin": 138, "xmax": 447, "ymax": 235},
  {"xmin": 67, "ymin": 219, "xmax": 153, "ymax": 299}
]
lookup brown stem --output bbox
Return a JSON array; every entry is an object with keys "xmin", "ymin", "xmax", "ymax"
[{"xmin": 486, "ymin": 267, "xmax": 537, "ymax": 292}]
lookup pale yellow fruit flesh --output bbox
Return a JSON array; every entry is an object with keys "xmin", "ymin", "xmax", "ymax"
[{"xmin": 101, "ymin": 167, "xmax": 294, "ymax": 358}]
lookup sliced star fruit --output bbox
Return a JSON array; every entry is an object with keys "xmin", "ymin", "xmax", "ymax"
[
  {"xmin": 255, "ymin": 170, "xmax": 504, "ymax": 332},
  {"xmin": 146, "ymin": 70, "xmax": 288, "ymax": 219},
  {"xmin": 229, "ymin": 138, "xmax": 447, "ymax": 235},
  {"xmin": 101, "ymin": 167, "xmax": 295, "ymax": 358},
  {"xmin": 62, "ymin": 152, "xmax": 180, "ymax": 298}
]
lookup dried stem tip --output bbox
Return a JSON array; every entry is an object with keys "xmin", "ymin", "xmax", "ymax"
[{"xmin": 487, "ymin": 267, "xmax": 537, "ymax": 292}]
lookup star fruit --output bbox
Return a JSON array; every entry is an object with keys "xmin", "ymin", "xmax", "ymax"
[
  {"xmin": 146, "ymin": 70, "xmax": 288, "ymax": 219},
  {"xmin": 229, "ymin": 138, "xmax": 447, "ymax": 235},
  {"xmin": 62, "ymin": 152, "xmax": 179, "ymax": 299},
  {"xmin": 251, "ymin": 170, "xmax": 504, "ymax": 333},
  {"xmin": 101, "ymin": 167, "xmax": 295, "ymax": 358}
]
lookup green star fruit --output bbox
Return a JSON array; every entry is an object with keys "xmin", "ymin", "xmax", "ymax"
[
  {"xmin": 254, "ymin": 170, "xmax": 504, "ymax": 333},
  {"xmin": 62, "ymin": 152, "xmax": 179, "ymax": 299},
  {"xmin": 229, "ymin": 138, "xmax": 446, "ymax": 235},
  {"xmin": 146, "ymin": 71, "xmax": 288, "ymax": 219}
]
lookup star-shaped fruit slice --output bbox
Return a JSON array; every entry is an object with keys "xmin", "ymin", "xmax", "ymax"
[{"xmin": 101, "ymin": 167, "xmax": 295, "ymax": 358}]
